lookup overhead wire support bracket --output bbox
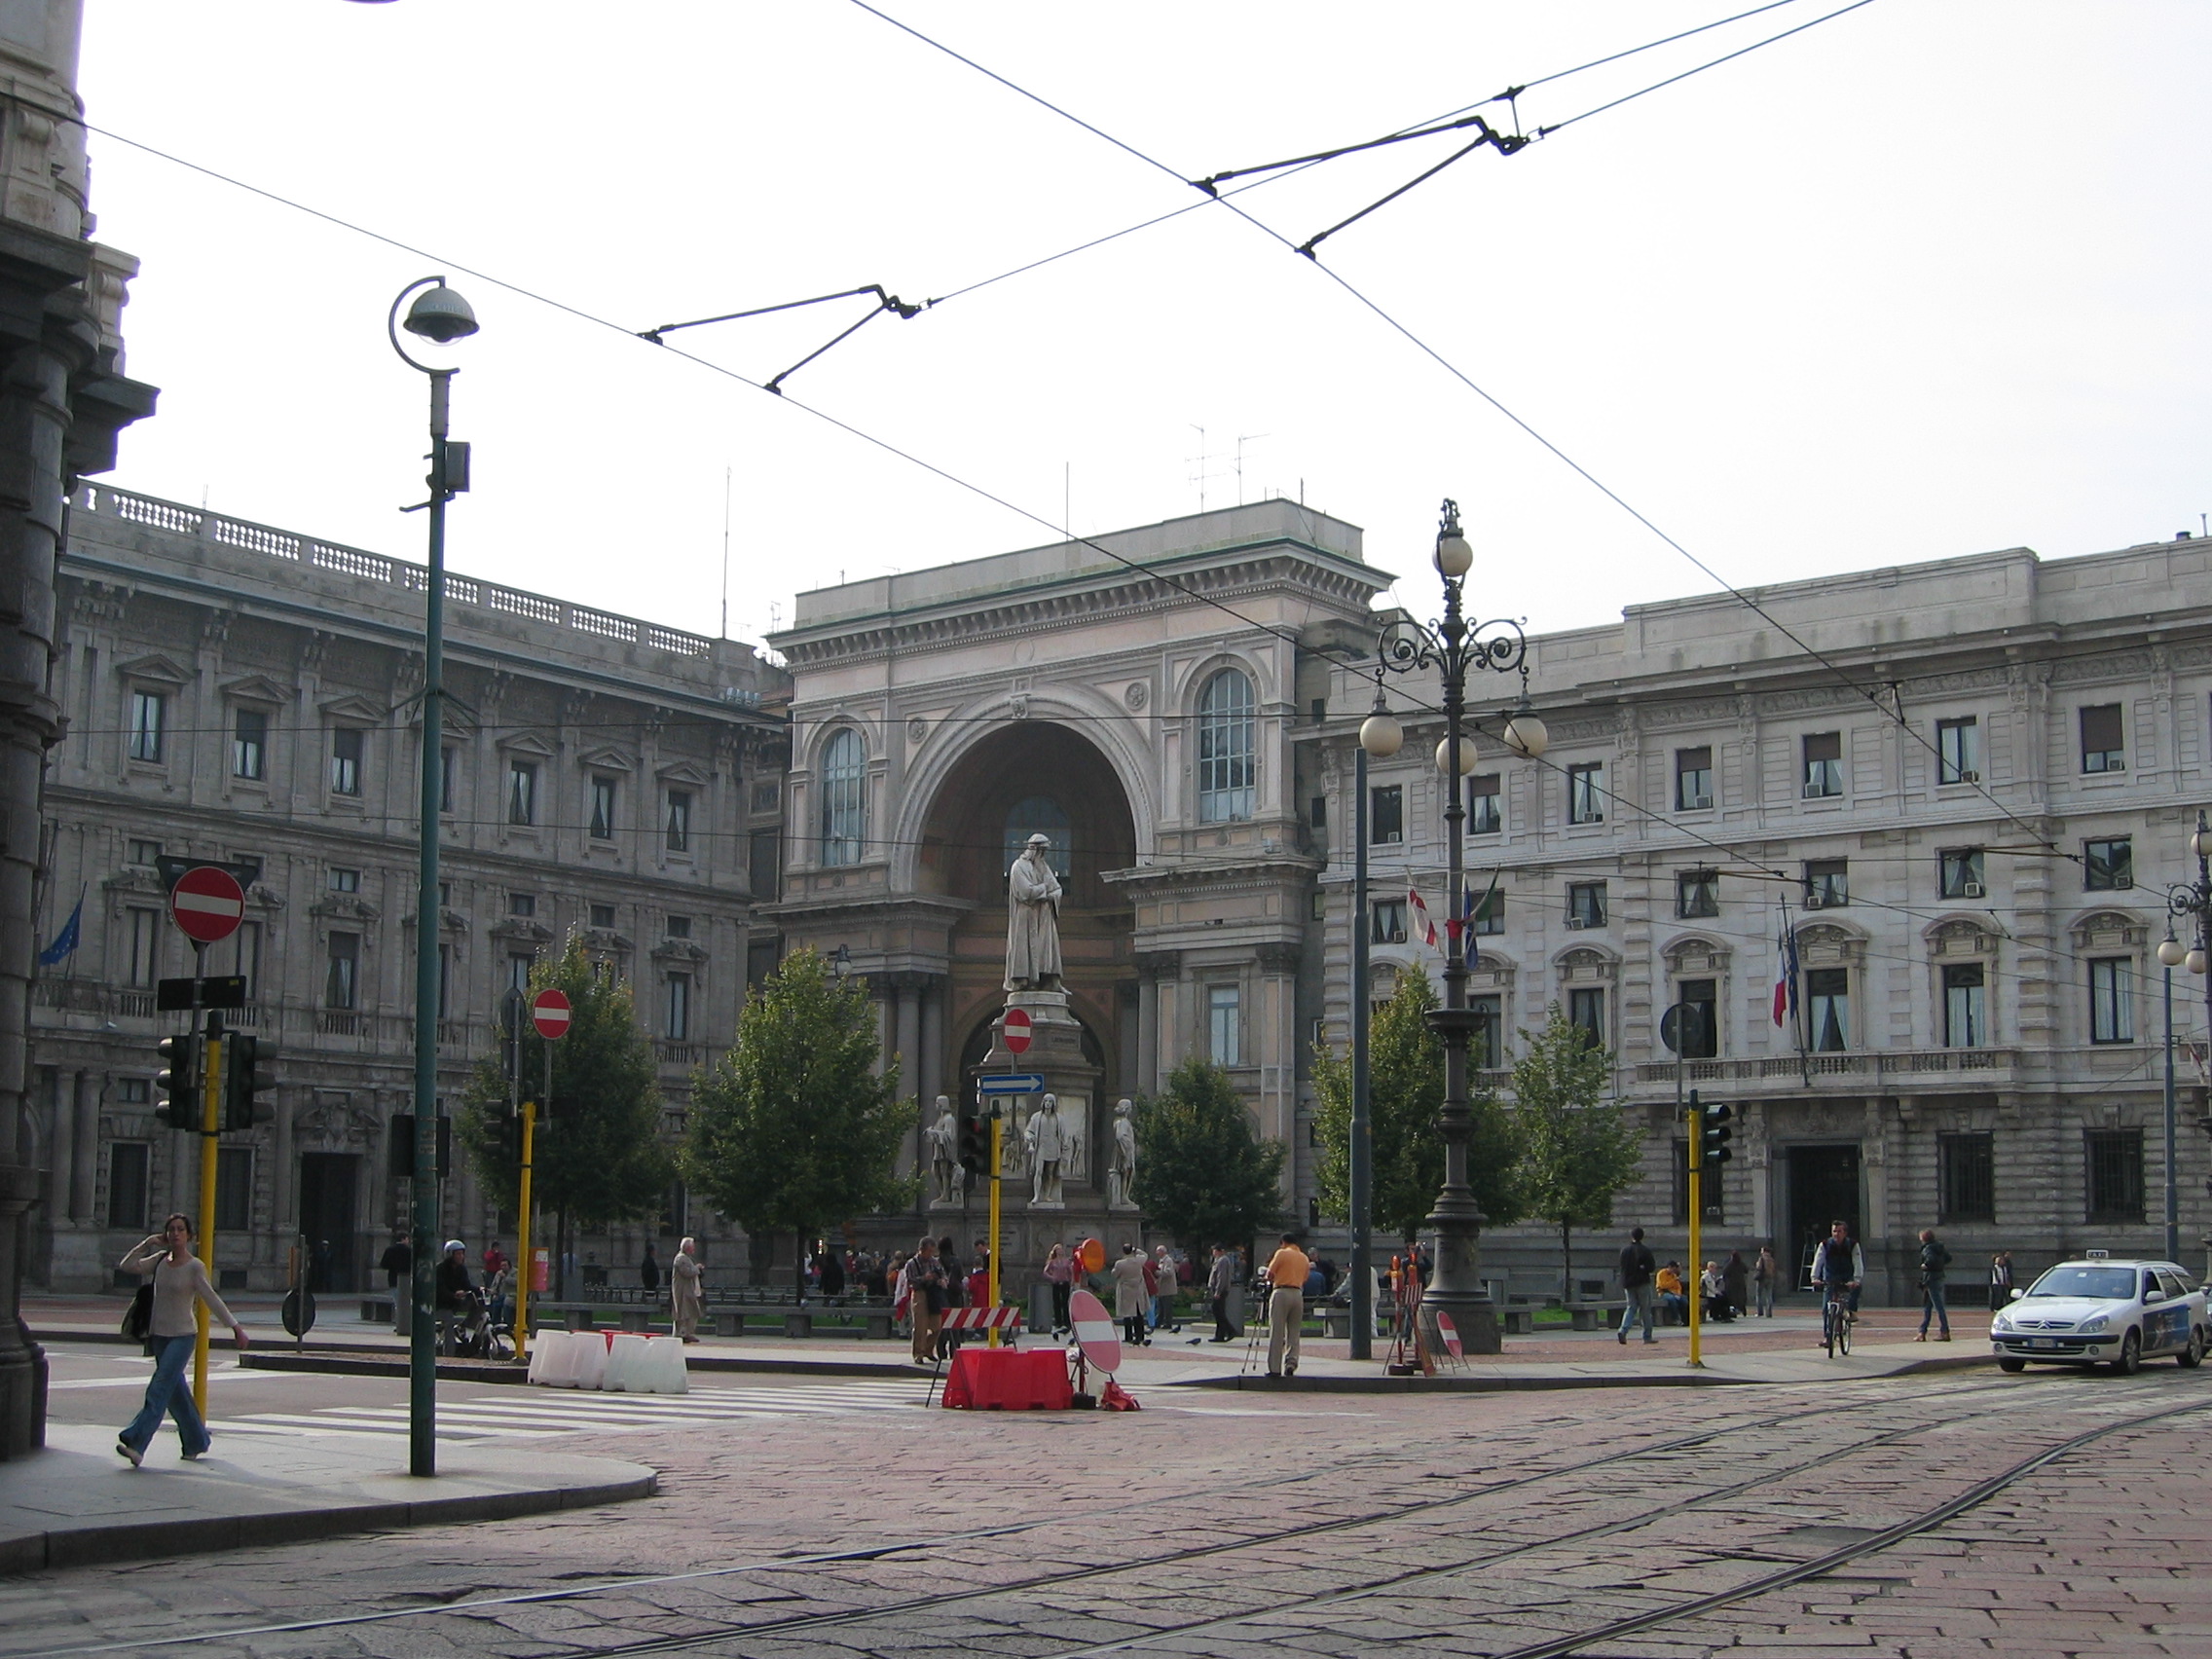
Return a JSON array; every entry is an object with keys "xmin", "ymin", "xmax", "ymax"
[
  {"xmin": 1190, "ymin": 109, "xmax": 1522, "ymax": 198},
  {"xmin": 634, "ymin": 282, "xmax": 928, "ymax": 395}
]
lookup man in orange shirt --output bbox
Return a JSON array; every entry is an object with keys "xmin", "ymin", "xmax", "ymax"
[{"xmin": 1263, "ymin": 1234, "xmax": 1311, "ymax": 1378}]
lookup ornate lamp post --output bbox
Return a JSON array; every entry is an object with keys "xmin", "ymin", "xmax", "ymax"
[
  {"xmin": 2156, "ymin": 809, "xmax": 2212, "ymax": 1269},
  {"xmin": 1357, "ymin": 499, "xmax": 1544, "ymax": 1353}
]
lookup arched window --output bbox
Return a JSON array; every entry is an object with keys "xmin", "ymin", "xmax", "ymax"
[
  {"xmin": 819, "ymin": 728, "xmax": 866, "ymax": 866},
  {"xmin": 1003, "ymin": 796, "xmax": 1071, "ymax": 876},
  {"xmin": 1196, "ymin": 668, "xmax": 1256, "ymax": 823}
]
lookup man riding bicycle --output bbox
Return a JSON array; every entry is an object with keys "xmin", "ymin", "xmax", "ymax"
[{"xmin": 1810, "ymin": 1220, "xmax": 1863, "ymax": 1346}]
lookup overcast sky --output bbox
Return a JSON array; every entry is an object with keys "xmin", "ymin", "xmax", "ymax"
[{"xmin": 79, "ymin": 2, "xmax": 2209, "ymax": 653}]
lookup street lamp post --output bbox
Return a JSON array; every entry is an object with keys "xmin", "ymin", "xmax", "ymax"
[
  {"xmin": 1357, "ymin": 499, "xmax": 1543, "ymax": 1355},
  {"xmin": 389, "ymin": 276, "xmax": 478, "ymax": 1478},
  {"xmin": 2157, "ymin": 808, "xmax": 2212, "ymax": 1269}
]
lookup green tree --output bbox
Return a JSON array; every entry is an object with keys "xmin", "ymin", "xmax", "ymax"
[
  {"xmin": 1133, "ymin": 1058, "xmax": 1285, "ymax": 1251},
  {"xmin": 1311, "ymin": 962, "xmax": 1525, "ymax": 1241},
  {"xmin": 682, "ymin": 947, "xmax": 914, "ymax": 1288},
  {"xmin": 457, "ymin": 935, "xmax": 673, "ymax": 1238},
  {"xmin": 1512, "ymin": 1004, "xmax": 1643, "ymax": 1303}
]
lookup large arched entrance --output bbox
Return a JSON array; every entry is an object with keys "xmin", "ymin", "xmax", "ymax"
[{"xmin": 918, "ymin": 723, "xmax": 1137, "ymax": 1100}]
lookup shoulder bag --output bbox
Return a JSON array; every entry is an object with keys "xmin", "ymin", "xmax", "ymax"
[{"xmin": 121, "ymin": 1281, "xmax": 154, "ymax": 1342}]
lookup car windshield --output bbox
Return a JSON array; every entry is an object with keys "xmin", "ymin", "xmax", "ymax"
[{"xmin": 2024, "ymin": 1266, "xmax": 2136, "ymax": 1301}]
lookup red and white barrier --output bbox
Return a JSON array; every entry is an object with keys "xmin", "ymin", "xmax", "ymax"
[{"xmin": 940, "ymin": 1306, "xmax": 1024, "ymax": 1332}]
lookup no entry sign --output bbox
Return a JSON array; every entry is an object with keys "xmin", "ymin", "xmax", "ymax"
[
  {"xmin": 1068, "ymin": 1286, "xmax": 1121, "ymax": 1375},
  {"xmin": 1002, "ymin": 1008, "xmax": 1032, "ymax": 1054},
  {"xmin": 532, "ymin": 988, "xmax": 572, "ymax": 1040},
  {"xmin": 168, "ymin": 866, "xmax": 246, "ymax": 945}
]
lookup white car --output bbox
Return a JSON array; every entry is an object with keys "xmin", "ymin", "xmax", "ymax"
[{"xmin": 1990, "ymin": 1255, "xmax": 2209, "ymax": 1375}]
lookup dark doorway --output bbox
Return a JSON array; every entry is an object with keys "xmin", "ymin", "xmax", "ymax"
[
  {"xmin": 1786, "ymin": 1143, "xmax": 1861, "ymax": 1291},
  {"xmin": 298, "ymin": 1153, "xmax": 360, "ymax": 1293}
]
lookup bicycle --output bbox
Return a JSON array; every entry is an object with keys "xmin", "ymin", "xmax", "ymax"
[{"xmin": 1820, "ymin": 1287, "xmax": 1853, "ymax": 1357}]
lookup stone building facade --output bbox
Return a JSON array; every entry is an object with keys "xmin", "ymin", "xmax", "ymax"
[{"xmin": 27, "ymin": 484, "xmax": 788, "ymax": 1295}]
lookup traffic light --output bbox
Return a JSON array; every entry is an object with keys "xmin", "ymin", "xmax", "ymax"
[
  {"xmin": 222, "ymin": 1034, "xmax": 271, "ymax": 1130},
  {"xmin": 387, "ymin": 1113, "xmax": 453, "ymax": 1182},
  {"xmin": 496, "ymin": 1110, "xmax": 523, "ymax": 1164},
  {"xmin": 155, "ymin": 1033, "xmax": 200, "ymax": 1131},
  {"xmin": 1700, "ymin": 1100, "xmax": 1734, "ymax": 1167},
  {"xmin": 957, "ymin": 1113, "xmax": 987, "ymax": 1175}
]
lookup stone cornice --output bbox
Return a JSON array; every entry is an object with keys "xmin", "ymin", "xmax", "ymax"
[
  {"xmin": 762, "ymin": 893, "xmax": 978, "ymax": 928},
  {"xmin": 1101, "ymin": 854, "xmax": 1323, "ymax": 897}
]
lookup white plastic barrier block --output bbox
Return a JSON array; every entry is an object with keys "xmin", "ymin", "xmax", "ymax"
[
  {"xmin": 632, "ymin": 1335, "xmax": 689, "ymax": 1395},
  {"xmin": 603, "ymin": 1332, "xmax": 649, "ymax": 1393},
  {"xmin": 571, "ymin": 1329, "xmax": 609, "ymax": 1391}
]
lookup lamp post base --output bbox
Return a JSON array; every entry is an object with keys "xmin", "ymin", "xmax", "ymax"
[{"xmin": 1422, "ymin": 1218, "xmax": 1501, "ymax": 1355}]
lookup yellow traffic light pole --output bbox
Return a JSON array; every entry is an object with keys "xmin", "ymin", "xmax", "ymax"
[
  {"xmin": 1686, "ymin": 1088, "xmax": 1704, "ymax": 1371},
  {"xmin": 194, "ymin": 1024, "xmax": 224, "ymax": 1414},
  {"xmin": 514, "ymin": 1101, "xmax": 536, "ymax": 1361}
]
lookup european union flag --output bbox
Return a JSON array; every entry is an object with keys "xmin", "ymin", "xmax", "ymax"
[{"xmin": 37, "ymin": 888, "xmax": 83, "ymax": 967}]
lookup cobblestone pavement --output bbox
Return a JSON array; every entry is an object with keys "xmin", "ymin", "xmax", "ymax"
[{"xmin": 2, "ymin": 1367, "xmax": 2203, "ymax": 1658}]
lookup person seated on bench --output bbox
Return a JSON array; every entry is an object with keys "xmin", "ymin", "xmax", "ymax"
[
  {"xmin": 1655, "ymin": 1261, "xmax": 1689, "ymax": 1325},
  {"xmin": 1700, "ymin": 1260, "xmax": 1737, "ymax": 1323}
]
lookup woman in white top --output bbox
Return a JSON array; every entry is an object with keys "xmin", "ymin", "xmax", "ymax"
[{"xmin": 117, "ymin": 1212, "xmax": 248, "ymax": 1465}]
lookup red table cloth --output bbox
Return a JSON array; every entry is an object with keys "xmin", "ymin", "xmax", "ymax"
[{"xmin": 941, "ymin": 1346, "xmax": 1072, "ymax": 1410}]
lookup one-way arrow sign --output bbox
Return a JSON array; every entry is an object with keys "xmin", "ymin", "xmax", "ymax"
[{"xmin": 977, "ymin": 1073, "xmax": 1046, "ymax": 1094}]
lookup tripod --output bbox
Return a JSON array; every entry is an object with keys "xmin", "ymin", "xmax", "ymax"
[{"xmin": 1238, "ymin": 1280, "xmax": 1272, "ymax": 1380}]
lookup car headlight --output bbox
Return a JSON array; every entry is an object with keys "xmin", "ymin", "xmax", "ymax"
[
  {"xmin": 1993, "ymin": 1313, "xmax": 2013, "ymax": 1331},
  {"xmin": 2079, "ymin": 1314, "xmax": 2109, "ymax": 1334}
]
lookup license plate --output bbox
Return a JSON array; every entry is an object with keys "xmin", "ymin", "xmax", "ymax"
[{"xmin": 2031, "ymin": 1338, "xmax": 2058, "ymax": 1349}]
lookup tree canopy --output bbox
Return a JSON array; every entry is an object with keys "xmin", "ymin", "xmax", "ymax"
[
  {"xmin": 1512, "ymin": 1003, "xmax": 1643, "ymax": 1301},
  {"xmin": 682, "ymin": 946, "xmax": 913, "ymax": 1250},
  {"xmin": 455, "ymin": 935, "xmax": 672, "ymax": 1230},
  {"xmin": 1132, "ymin": 1058, "xmax": 1285, "ymax": 1250},
  {"xmin": 1310, "ymin": 962, "xmax": 1525, "ymax": 1240}
]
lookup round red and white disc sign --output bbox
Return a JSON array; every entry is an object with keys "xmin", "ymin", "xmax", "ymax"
[
  {"xmin": 1002, "ymin": 1008, "xmax": 1032, "ymax": 1054},
  {"xmin": 532, "ymin": 988, "xmax": 572, "ymax": 1040},
  {"xmin": 1069, "ymin": 1286, "xmax": 1121, "ymax": 1375},
  {"xmin": 168, "ymin": 866, "xmax": 245, "ymax": 944},
  {"xmin": 1436, "ymin": 1311, "xmax": 1464, "ymax": 1359}
]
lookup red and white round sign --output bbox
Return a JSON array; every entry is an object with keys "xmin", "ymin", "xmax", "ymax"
[
  {"xmin": 531, "ymin": 988, "xmax": 572, "ymax": 1040},
  {"xmin": 1068, "ymin": 1286, "xmax": 1121, "ymax": 1375},
  {"xmin": 168, "ymin": 866, "xmax": 246, "ymax": 944},
  {"xmin": 1002, "ymin": 1008, "xmax": 1032, "ymax": 1054}
]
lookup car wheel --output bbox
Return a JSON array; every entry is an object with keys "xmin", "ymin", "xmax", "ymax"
[
  {"xmin": 1997, "ymin": 1355, "xmax": 2027, "ymax": 1374},
  {"xmin": 2178, "ymin": 1328, "xmax": 2205, "ymax": 1369},
  {"xmin": 2112, "ymin": 1328, "xmax": 2142, "ymax": 1376}
]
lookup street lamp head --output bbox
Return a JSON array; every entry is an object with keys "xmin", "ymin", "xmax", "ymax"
[
  {"xmin": 2190, "ymin": 947, "xmax": 2209, "ymax": 976},
  {"xmin": 2159, "ymin": 935, "xmax": 2188, "ymax": 968},
  {"xmin": 403, "ymin": 283, "xmax": 479, "ymax": 346},
  {"xmin": 1433, "ymin": 496, "xmax": 1473, "ymax": 578},
  {"xmin": 1502, "ymin": 707, "xmax": 1547, "ymax": 759},
  {"xmin": 1435, "ymin": 734, "xmax": 1478, "ymax": 776},
  {"xmin": 1358, "ymin": 708, "xmax": 1403, "ymax": 758},
  {"xmin": 2193, "ymin": 823, "xmax": 2212, "ymax": 859}
]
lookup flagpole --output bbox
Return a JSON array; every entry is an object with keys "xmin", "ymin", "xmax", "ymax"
[{"xmin": 1784, "ymin": 896, "xmax": 1811, "ymax": 1088}]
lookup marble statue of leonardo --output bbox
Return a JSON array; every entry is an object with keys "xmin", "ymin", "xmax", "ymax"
[{"xmin": 1005, "ymin": 832, "xmax": 1064, "ymax": 992}]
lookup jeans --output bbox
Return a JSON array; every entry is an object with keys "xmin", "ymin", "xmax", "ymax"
[
  {"xmin": 1618, "ymin": 1283, "xmax": 1657, "ymax": 1342},
  {"xmin": 1152, "ymin": 1293, "xmax": 1175, "ymax": 1331},
  {"xmin": 1919, "ymin": 1277, "xmax": 1950, "ymax": 1336},
  {"xmin": 1753, "ymin": 1278, "xmax": 1775, "ymax": 1317},
  {"xmin": 122, "ymin": 1333, "xmax": 207, "ymax": 1456},
  {"xmin": 1050, "ymin": 1280, "xmax": 1071, "ymax": 1332}
]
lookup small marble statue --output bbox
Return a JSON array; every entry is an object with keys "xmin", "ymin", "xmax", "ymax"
[
  {"xmin": 1108, "ymin": 1097, "xmax": 1139, "ymax": 1210},
  {"xmin": 1061, "ymin": 1097, "xmax": 1088, "ymax": 1184},
  {"xmin": 1004, "ymin": 833, "xmax": 1064, "ymax": 992},
  {"xmin": 926, "ymin": 1095, "xmax": 965, "ymax": 1205},
  {"xmin": 1027, "ymin": 1090, "xmax": 1066, "ymax": 1207}
]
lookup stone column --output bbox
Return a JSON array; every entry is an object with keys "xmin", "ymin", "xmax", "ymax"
[
  {"xmin": 919, "ymin": 977, "xmax": 944, "ymax": 1111},
  {"xmin": 1134, "ymin": 951, "xmax": 1179, "ymax": 1095},
  {"xmin": 39, "ymin": 1066, "xmax": 66, "ymax": 1231},
  {"xmin": 891, "ymin": 974, "xmax": 922, "ymax": 1178},
  {"xmin": 67, "ymin": 1069, "xmax": 92, "ymax": 1221}
]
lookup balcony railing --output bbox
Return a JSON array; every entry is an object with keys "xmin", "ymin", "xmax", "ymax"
[{"xmin": 1634, "ymin": 1049, "xmax": 2016, "ymax": 1087}]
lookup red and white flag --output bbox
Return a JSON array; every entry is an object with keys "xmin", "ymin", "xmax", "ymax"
[{"xmin": 1407, "ymin": 887, "xmax": 1439, "ymax": 947}]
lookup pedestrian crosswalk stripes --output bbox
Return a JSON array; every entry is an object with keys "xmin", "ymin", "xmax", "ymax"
[{"xmin": 224, "ymin": 1378, "xmax": 937, "ymax": 1443}]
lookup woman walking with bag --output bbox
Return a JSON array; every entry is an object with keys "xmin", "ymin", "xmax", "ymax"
[{"xmin": 117, "ymin": 1214, "xmax": 248, "ymax": 1465}]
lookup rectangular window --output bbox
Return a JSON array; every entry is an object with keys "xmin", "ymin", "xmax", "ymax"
[
  {"xmin": 1936, "ymin": 717, "xmax": 1979, "ymax": 785},
  {"xmin": 751, "ymin": 828, "xmax": 782, "ymax": 902},
  {"xmin": 664, "ymin": 972, "xmax": 691, "ymax": 1042},
  {"xmin": 116, "ymin": 1077, "xmax": 150, "ymax": 1104},
  {"xmin": 664, "ymin": 790, "xmax": 692, "ymax": 853},
  {"xmin": 1675, "ymin": 977, "xmax": 1718, "ymax": 1058},
  {"xmin": 439, "ymin": 747, "xmax": 459, "ymax": 815},
  {"xmin": 1805, "ymin": 858, "xmax": 1849, "ymax": 908},
  {"xmin": 1567, "ymin": 986, "xmax": 1605, "ymax": 1047},
  {"xmin": 507, "ymin": 760, "xmax": 537, "ymax": 826},
  {"xmin": 588, "ymin": 775, "xmax": 617, "ymax": 841},
  {"xmin": 1371, "ymin": 899, "xmax": 1407, "ymax": 944},
  {"xmin": 232, "ymin": 709, "xmax": 267, "ymax": 780},
  {"xmin": 1807, "ymin": 967, "xmax": 1850, "ymax": 1051},
  {"xmin": 1675, "ymin": 746, "xmax": 1714, "ymax": 811},
  {"xmin": 1802, "ymin": 731, "xmax": 1843, "ymax": 798},
  {"xmin": 214, "ymin": 1147, "xmax": 253, "ymax": 1234},
  {"xmin": 1370, "ymin": 785, "xmax": 1403, "ymax": 845},
  {"xmin": 2089, "ymin": 957, "xmax": 2134, "ymax": 1044},
  {"xmin": 1471, "ymin": 994, "xmax": 1501, "ymax": 1070},
  {"xmin": 2084, "ymin": 1128, "xmax": 2144, "ymax": 1224},
  {"xmin": 751, "ymin": 780, "xmax": 781, "ymax": 814},
  {"xmin": 129, "ymin": 690, "xmax": 165, "ymax": 763},
  {"xmin": 125, "ymin": 905, "xmax": 159, "ymax": 989},
  {"xmin": 1937, "ymin": 1132, "xmax": 1995, "ymax": 1224},
  {"xmin": 127, "ymin": 838, "xmax": 161, "ymax": 866},
  {"xmin": 2083, "ymin": 836, "xmax": 2132, "ymax": 891},
  {"xmin": 325, "ymin": 932, "xmax": 359, "ymax": 1011},
  {"xmin": 507, "ymin": 951, "xmax": 535, "ymax": 995},
  {"xmin": 1466, "ymin": 773, "xmax": 1501, "ymax": 835},
  {"xmin": 1567, "ymin": 882, "xmax": 1607, "ymax": 929},
  {"xmin": 328, "ymin": 866, "xmax": 359, "ymax": 894},
  {"xmin": 1567, "ymin": 762, "xmax": 1604, "ymax": 825},
  {"xmin": 1471, "ymin": 885, "xmax": 1505, "ymax": 937},
  {"xmin": 590, "ymin": 903, "xmax": 616, "ymax": 930},
  {"xmin": 1207, "ymin": 984, "xmax": 1242, "ymax": 1066},
  {"xmin": 229, "ymin": 920, "xmax": 261, "ymax": 1002},
  {"xmin": 1677, "ymin": 868, "xmax": 1719, "ymax": 919},
  {"xmin": 2079, "ymin": 704, "xmax": 2125, "ymax": 773},
  {"xmin": 107, "ymin": 1142, "xmax": 150, "ymax": 1231},
  {"xmin": 666, "ymin": 914, "xmax": 692, "ymax": 940},
  {"xmin": 508, "ymin": 892, "xmax": 535, "ymax": 917},
  {"xmin": 1939, "ymin": 848, "xmax": 1986, "ymax": 900},
  {"xmin": 1942, "ymin": 963, "xmax": 1987, "ymax": 1048},
  {"xmin": 1309, "ymin": 795, "xmax": 1326, "ymax": 830},
  {"xmin": 329, "ymin": 727, "xmax": 363, "ymax": 796}
]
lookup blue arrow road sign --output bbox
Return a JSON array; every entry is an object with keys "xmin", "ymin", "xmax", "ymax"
[{"xmin": 977, "ymin": 1073, "xmax": 1046, "ymax": 1094}]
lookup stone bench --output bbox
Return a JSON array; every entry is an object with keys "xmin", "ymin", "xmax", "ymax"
[
  {"xmin": 535, "ymin": 1304, "xmax": 597, "ymax": 1332},
  {"xmin": 1565, "ymin": 1300, "xmax": 1625, "ymax": 1333},
  {"xmin": 359, "ymin": 1297, "xmax": 393, "ymax": 1323},
  {"xmin": 1502, "ymin": 1308, "xmax": 1535, "ymax": 1336}
]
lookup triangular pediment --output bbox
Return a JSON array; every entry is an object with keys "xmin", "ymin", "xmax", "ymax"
[
  {"xmin": 498, "ymin": 732, "xmax": 556, "ymax": 759},
  {"xmin": 221, "ymin": 675, "xmax": 289, "ymax": 707},
  {"xmin": 117, "ymin": 652, "xmax": 190, "ymax": 686},
  {"xmin": 656, "ymin": 760, "xmax": 712, "ymax": 788},
  {"xmin": 578, "ymin": 746, "xmax": 635, "ymax": 773},
  {"xmin": 318, "ymin": 693, "xmax": 386, "ymax": 724}
]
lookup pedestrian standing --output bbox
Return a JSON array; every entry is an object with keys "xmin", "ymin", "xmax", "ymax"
[
  {"xmin": 1263, "ymin": 1234, "xmax": 1310, "ymax": 1378},
  {"xmin": 1111, "ymin": 1243, "xmax": 1150, "ymax": 1346},
  {"xmin": 1915, "ymin": 1228, "xmax": 1953, "ymax": 1341},
  {"xmin": 1722, "ymin": 1250, "xmax": 1751, "ymax": 1318},
  {"xmin": 1206, "ymin": 1243, "xmax": 1237, "ymax": 1343},
  {"xmin": 1043, "ymin": 1243, "xmax": 1073, "ymax": 1336},
  {"xmin": 1988, "ymin": 1250, "xmax": 2014, "ymax": 1312},
  {"xmin": 1752, "ymin": 1244, "xmax": 1779, "ymax": 1317},
  {"xmin": 818, "ymin": 1241, "xmax": 847, "ymax": 1299},
  {"xmin": 906, "ymin": 1237, "xmax": 947, "ymax": 1365},
  {"xmin": 1616, "ymin": 1226, "xmax": 1658, "ymax": 1345},
  {"xmin": 670, "ymin": 1235, "xmax": 704, "ymax": 1343},
  {"xmin": 380, "ymin": 1232, "xmax": 410, "ymax": 1289},
  {"xmin": 1153, "ymin": 1244, "xmax": 1180, "ymax": 1334},
  {"xmin": 640, "ymin": 1241, "xmax": 660, "ymax": 1298},
  {"xmin": 117, "ymin": 1215, "xmax": 249, "ymax": 1465}
]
